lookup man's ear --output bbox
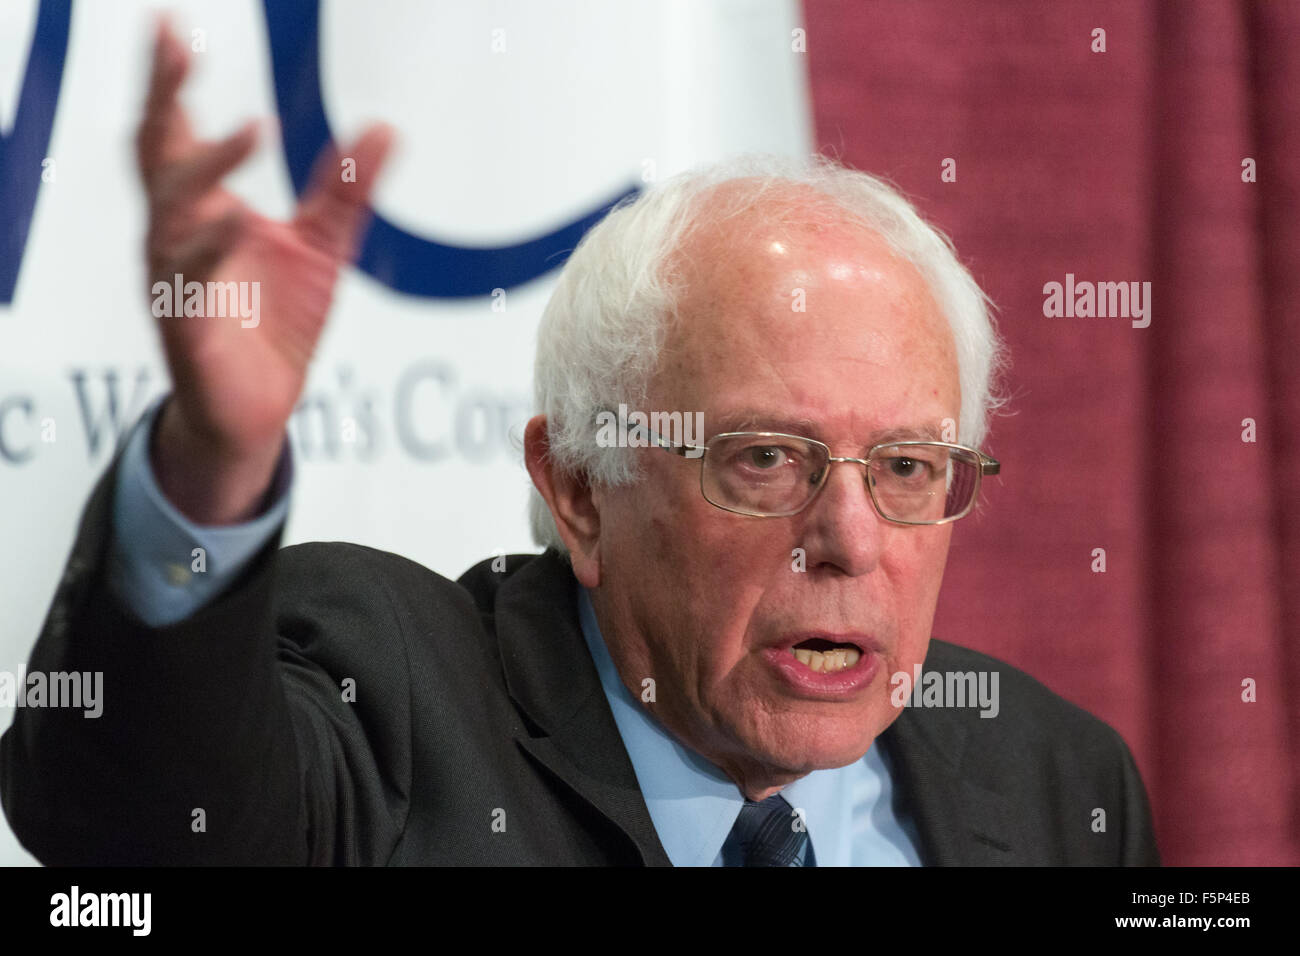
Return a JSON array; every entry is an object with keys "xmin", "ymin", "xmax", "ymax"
[{"xmin": 524, "ymin": 415, "xmax": 601, "ymax": 588}]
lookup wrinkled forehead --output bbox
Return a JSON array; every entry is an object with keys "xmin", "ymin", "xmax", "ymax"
[{"xmin": 652, "ymin": 195, "xmax": 959, "ymax": 432}]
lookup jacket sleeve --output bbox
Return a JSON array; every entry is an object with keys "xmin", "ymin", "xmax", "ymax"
[
  {"xmin": 1114, "ymin": 729, "xmax": 1161, "ymax": 866},
  {"xmin": 0, "ymin": 448, "xmax": 412, "ymax": 865}
]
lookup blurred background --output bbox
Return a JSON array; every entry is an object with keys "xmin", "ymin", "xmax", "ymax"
[{"xmin": 1, "ymin": 0, "xmax": 1295, "ymax": 865}]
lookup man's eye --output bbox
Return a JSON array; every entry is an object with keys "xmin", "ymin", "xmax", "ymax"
[
  {"xmin": 889, "ymin": 457, "xmax": 925, "ymax": 479},
  {"xmin": 745, "ymin": 446, "xmax": 788, "ymax": 469}
]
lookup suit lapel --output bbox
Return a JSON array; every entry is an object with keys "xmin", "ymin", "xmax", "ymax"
[
  {"xmin": 877, "ymin": 677, "xmax": 1019, "ymax": 865},
  {"xmin": 493, "ymin": 551, "xmax": 671, "ymax": 866}
]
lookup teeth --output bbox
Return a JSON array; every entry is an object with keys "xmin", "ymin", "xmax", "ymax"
[{"xmin": 789, "ymin": 646, "xmax": 861, "ymax": 673}]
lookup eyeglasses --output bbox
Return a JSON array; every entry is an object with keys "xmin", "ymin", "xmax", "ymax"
[{"xmin": 642, "ymin": 429, "xmax": 1000, "ymax": 525}]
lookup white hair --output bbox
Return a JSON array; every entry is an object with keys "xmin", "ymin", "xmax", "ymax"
[{"xmin": 529, "ymin": 153, "xmax": 1005, "ymax": 552}]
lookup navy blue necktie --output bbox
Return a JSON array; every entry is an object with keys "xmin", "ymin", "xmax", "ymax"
[{"xmin": 722, "ymin": 794, "xmax": 811, "ymax": 866}]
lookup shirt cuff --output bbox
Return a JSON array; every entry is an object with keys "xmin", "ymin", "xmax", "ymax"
[{"xmin": 106, "ymin": 394, "xmax": 293, "ymax": 628}]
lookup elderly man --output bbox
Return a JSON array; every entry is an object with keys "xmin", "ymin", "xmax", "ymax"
[{"xmin": 1, "ymin": 25, "xmax": 1157, "ymax": 866}]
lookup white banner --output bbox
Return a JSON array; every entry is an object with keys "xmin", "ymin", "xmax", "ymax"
[{"xmin": 0, "ymin": 0, "xmax": 811, "ymax": 864}]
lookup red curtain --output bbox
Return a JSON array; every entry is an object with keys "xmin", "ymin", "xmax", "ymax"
[{"xmin": 805, "ymin": 0, "xmax": 1298, "ymax": 865}]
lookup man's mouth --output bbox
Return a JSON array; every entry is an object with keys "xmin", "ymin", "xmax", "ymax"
[
  {"xmin": 788, "ymin": 638, "xmax": 863, "ymax": 674},
  {"xmin": 763, "ymin": 633, "xmax": 881, "ymax": 696}
]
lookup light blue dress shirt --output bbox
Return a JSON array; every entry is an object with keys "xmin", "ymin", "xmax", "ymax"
[
  {"xmin": 108, "ymin": 396, "xmax": 924, "ymax": 866},
  {"xmin": 108, "ymin": 395, "xmax": 293, "ymax": 628}
]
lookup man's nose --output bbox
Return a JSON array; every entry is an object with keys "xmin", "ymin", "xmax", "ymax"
[{"xmin": 797, "ymin": 459, "xmax": 887, "ymax": 576}]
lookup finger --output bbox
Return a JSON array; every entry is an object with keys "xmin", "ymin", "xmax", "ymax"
[
  {"xmin": 292, "ymin": 124, "xmax": 395, "ymax": 260},
  {"xmin": 156, "ymin": 208, "xmax": 249, "ymax": 284},
  {"xmin": 137, "ymin": 17, "xmax": 195, "ymax": 185},
  {"xmin": 152, "ymin": 120, "xmax": 260, "ymax": 214}
]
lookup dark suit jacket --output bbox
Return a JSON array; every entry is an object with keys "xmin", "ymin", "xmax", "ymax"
[{"xmin": 1, "ymin": 455, "xmax": 1160, "ymax": 865}]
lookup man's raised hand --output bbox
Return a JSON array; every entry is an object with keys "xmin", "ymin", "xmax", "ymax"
[{"xmin": 138, "ymin": 20, "xmax": 393, "ymax": 524}]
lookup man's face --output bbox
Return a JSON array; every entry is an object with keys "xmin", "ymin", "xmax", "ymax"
[{"xmin": 589, "ymin": 198, "xmax": 961, "ymax": 797}]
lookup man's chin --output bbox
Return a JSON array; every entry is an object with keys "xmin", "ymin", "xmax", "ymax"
[
  {"xmin": 737, "ymin": 725, "xmax": 883, "ymax": 779},
  {"xmin": 788, "ymin": 741, "xmax": 878, "ymax": 774}
]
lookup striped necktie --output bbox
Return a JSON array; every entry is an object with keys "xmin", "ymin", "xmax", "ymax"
[{"xmin": 722, "ymin": 793, "xmax": 812, "ymax": 866}]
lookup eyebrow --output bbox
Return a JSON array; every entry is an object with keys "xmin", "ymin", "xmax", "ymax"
[{"xmin": 710, "ymin": 411, "xmax": 946, "ymax": 445}]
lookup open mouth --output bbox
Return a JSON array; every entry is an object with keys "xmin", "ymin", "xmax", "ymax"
[{"xmin": 788, "ymin": 637, "xmax": 862, "ymax": 673}]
